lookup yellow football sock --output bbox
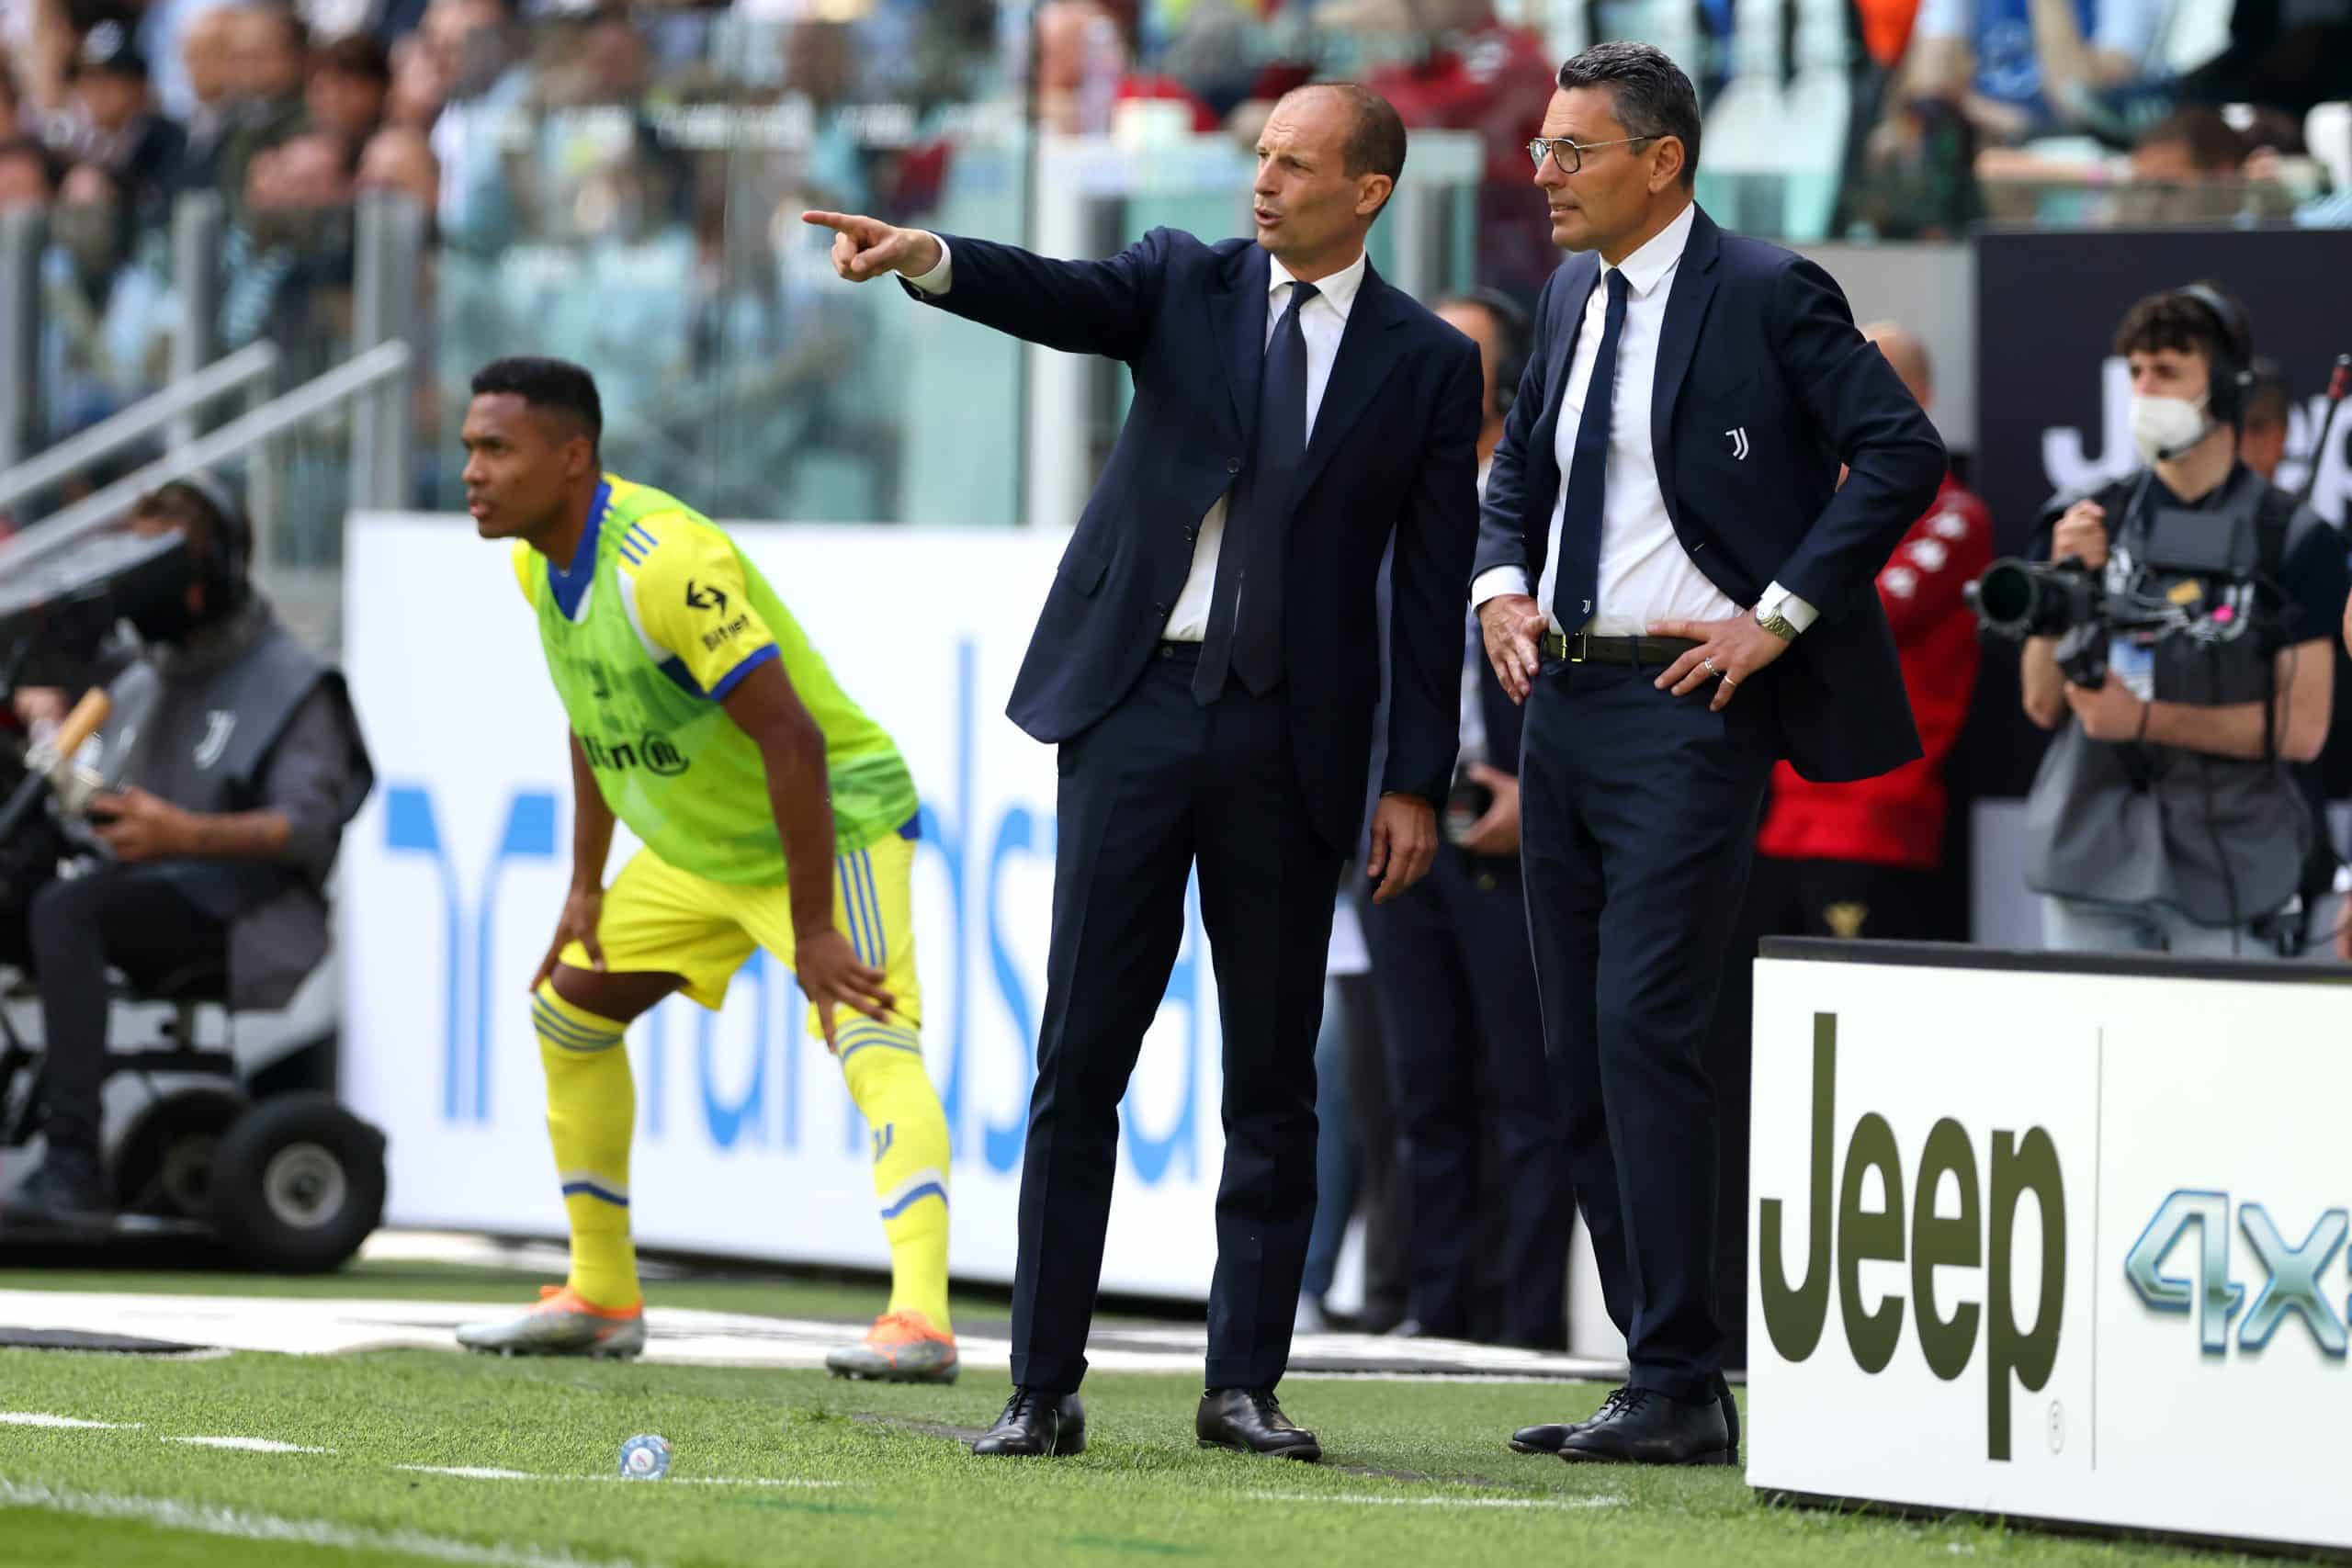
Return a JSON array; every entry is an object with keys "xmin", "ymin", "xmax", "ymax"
[
  {"xmin": 838, "ymin": 1021, "xmax": 952, "ymax": 1333},
  {"xmin": 532, "ymin": 980, "xmax": 640, "ymax": 1313}
]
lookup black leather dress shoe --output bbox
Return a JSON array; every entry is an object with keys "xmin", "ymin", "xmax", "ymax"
[
  {"xmin": 1556, "ymin": 1388, "xmax": 1733, "ymax": 1467},
  {"xmin": 1510, "ymin": 1386, "xmax": 1628, "ymax": 1454},
  {"xmin": 6, "ymin": 1150, "xmax": 114, "ymax": 1226},
  {"xmin": 1197, "ymin": 1388, "xmax": 1320, "ymax": 1461},
  {"xmin": 971, "ymin": 1389, "xmax": 1086, "ymax": 1457},
  {"xmin": 1717, "ymin": 1380, "xmax": 1741, "ymax": 1463}
]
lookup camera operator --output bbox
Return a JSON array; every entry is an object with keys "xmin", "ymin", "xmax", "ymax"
[
  {"xmin": 0, "ymin": 476, "xmax": 372, "ymax": 1224},
  {"xmin": 2019, "ymin": 286, "xmax": 2348, "ymax": 959}
]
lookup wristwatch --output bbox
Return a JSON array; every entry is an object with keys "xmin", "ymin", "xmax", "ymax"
[{"xmin": 1753, "ymin": 603, "xmax": 1800, "ymax": 640}]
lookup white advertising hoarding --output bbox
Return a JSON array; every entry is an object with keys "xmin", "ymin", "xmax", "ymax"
[
  {"xmin": 341, "ymin": 513, "xmax": 1229, "ymax": 1296},
  {"xmin": 1749, "ymin": 946, "xmax": 2352, "ymax": 1552}
]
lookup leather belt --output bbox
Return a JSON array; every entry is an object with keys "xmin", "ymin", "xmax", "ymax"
[{"xmin": 1540, "ymin": 630, "xmax": 1702, "ymax": 667}]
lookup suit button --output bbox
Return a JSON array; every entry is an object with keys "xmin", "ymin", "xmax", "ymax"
[
  {"xmin": 1154, "ymin": 602, "xmax": 1170, "ymax": 615},
  {"xmin": 1227, "ymin": 457, "xmax": 1242, "ymax": 475}
]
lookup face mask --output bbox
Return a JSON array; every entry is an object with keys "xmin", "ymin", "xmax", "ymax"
[
  {"xmin": 2129, "ymin": 392, "xmax": 2211, "ymax": 465},
  {"xmin": 126, "ymin": 587, "xmax": 198, "ymax": 644}
]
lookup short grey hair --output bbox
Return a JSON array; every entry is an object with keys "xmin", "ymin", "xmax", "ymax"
[{"xmin": 1555, "ymin": 41, "xmax": 1702, "ymax": 190}]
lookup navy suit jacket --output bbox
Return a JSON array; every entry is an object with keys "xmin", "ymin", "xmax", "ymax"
[
  {"xmin": 910, "ymin": 226, "xmax": 1485, "ymax": 854},
  {"xmin": 1473, "ymin": 206, "xmax": 1946, "ymax": 782}
]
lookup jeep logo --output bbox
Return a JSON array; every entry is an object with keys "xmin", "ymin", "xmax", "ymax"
[{"xmin": 1758, "ymin": 1013, "xmax": 2066, "ymax": 1461}]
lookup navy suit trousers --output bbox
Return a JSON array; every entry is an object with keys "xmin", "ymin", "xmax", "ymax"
[
  {"xmin": 1011, "ymin": 648, "xmax": 1342, "ymax": 1393},
  {"xmin": 1518, "ymin": 658, "xmax": 1772, "ymax": 1402},
  {"xmin": 1362, "ymin": 846, "xmax": 1572, "ymax": 1348}
]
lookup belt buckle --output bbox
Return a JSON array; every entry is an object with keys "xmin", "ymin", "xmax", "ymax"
[{"xmin": 1563, "ymin": 630, "xmax": 1589, "ymax": 663}]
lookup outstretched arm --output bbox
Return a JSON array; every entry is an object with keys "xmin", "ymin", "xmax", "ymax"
[{"xmin": 803, "ymin": 209, "xmax": 1166, "ymax": 362}]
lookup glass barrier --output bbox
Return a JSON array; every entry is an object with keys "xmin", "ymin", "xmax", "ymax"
[{"xmin": 419, "ymin": 16, "xmax": 1031, "ymax": 526}]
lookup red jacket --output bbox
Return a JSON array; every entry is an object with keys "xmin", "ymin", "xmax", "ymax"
[{"xmin": 1758, "ymin": 475, "xmax": 1993, "ymax": 869}]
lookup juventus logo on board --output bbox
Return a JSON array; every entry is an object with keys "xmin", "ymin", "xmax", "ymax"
[{"xmin": 1725, "ymin": 427, "xmax": 1750, "ymax": 461}]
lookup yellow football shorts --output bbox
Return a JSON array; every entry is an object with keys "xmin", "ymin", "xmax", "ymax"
[{"xmin": 560, "ymin": 827, "xmax": 922, "ymax": 1042}]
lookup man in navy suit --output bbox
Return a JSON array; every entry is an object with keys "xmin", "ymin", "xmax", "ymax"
[
  {"xmin": 1473, "ymin": 43, "xmax": 1944, "ymax": 1466},
  {"xmin": 805, "ymin": 83, "xmax": 1483, "ymax": 1462}
]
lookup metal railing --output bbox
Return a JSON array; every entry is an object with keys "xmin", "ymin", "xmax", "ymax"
[
  {"xmin": 0, "ymin": 342, "xmax": 279, "ymax": 519},
  {"xmin": 0, "ymin": 340, "xmax": 414, "ymax": 576}
]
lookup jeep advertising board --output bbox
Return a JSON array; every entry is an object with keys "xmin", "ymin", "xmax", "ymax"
[{"xmin": 1749, "ymin": 943, "xmax": 2352, "ymax": 1552}]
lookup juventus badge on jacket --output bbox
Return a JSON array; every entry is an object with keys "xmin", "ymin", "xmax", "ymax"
[
  {"xmin": 194, "ymin": 710, "xmax": 236, "ymax": 770},
  {"xmin": 1725, "ymin": 427, "xmax": 1750, "ymax": 461}
]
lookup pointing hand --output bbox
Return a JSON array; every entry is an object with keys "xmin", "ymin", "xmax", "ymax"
[{"xmin": 799, "ymin": 211, "xmax": 944, "ymax": 284}]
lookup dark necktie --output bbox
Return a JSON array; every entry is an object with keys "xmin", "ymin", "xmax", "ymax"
[
  {"xmin": 1549, "ymin": 267, "xmax": 1630, "ymax": 636},
  {"xmin": 1195, "ymin": 279, "xmax": 1318, "ymax": 705}
]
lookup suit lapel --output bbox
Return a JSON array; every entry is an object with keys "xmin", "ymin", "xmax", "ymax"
[
  {"xmin": 1521, "ymin": 254, "xmax": 1598, "ymax": 565},
  {"xmin": 1541, "ymin": 254, "xmax": 1600, "ymax": 441},
  {"xmin": 1214, "ymin": 243, "xmax": 1271, "ymax": 440},
  {"xmin": 1287, "ymin": 260, "xmax": 1408, "ymax": 506},
  {"xmin": 1647, "ymin": 206, "xmax": 1722, "ymax": 526}
]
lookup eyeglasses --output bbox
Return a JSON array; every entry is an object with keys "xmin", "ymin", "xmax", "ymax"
[{"xmin": 1525, "ymin": 135, "xmax": 1660, "ymax": 174}]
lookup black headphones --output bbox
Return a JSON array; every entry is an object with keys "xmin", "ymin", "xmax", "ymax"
[
  {"xmin": 2172, "ymin": 281, "xmax": 2255, "ymax": 427},
  {"xmin": 1453, "ymin": 288, "xmax": 1532, "ymax": 418}
]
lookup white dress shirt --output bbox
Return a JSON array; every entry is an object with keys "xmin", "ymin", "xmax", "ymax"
[
  {"xmin": 908, "ymin": 238, "xmax": 1367, "ymax": 641},
  {"xmin": 1469, "ymin": 204, "xmax": 1815, "ymax": 638}
]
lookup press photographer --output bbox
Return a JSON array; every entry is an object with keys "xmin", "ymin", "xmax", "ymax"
[
  {"xmin": 0, "ymin": 476, "xmax": 372, "ymax": 1224},
  {"xmin": 2002, "ymin": 286, "xmax": 2348, "ymax": 959}
]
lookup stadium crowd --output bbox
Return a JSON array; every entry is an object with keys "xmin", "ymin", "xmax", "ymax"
[{"xmin": 0, "ymin": 0, "xmax": 2346, "ymax": 529}]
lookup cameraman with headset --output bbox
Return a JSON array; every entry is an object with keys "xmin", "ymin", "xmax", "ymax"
[
  {"xmin": 0, "ymin": 476, "xmax": 372, "ymax": 1224},
  {"xmin": 2020, "ymin": 286, "xmax": 2347, "ymax": 959},
  {"xmin": 1358, "ymin": 289, "xmax": 1572, "ymax": 1348}
]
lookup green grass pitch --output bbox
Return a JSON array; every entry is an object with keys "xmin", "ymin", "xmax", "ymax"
[{"xmin": 0, "ymin": 1265, "xmax": 2263, "ymax": 1568}]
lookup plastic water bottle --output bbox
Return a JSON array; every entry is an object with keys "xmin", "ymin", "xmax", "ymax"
[{"xmin": 618, "ymin": 1434, "xmax": 671, "ymax": 1480}]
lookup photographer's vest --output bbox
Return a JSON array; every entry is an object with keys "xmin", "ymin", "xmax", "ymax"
[
  {"xmin": 2024, "ymin": 468, "xmax": 2316, "ymax": 928},
  {"xmin": 98, "ymin": 600, "xmax": 374, "ymax": 1008}
]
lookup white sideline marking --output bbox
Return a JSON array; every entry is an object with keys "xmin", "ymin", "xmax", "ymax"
[
  {"xmin": 0, "ymin": 1289, "xmax": 1627, "ymax": 1382},
  {"xmin": 0, "ymin": 1413, "xmax": 139, "ymax": 1430},
  {"xmin": 395, "ymin": 1467, "xmax": 838, "ymax": 1489},
  {"xmin": 165, "ymin": 1436, "xmax": 331, "ymax": 1454},
  {"xmin": 0, "ymin": 1478, "xmax": 650, "ymax": 1568},
  {"xmin": 1246, "ymin": 1491, "xmax": 1627, "ymax": 1511}
]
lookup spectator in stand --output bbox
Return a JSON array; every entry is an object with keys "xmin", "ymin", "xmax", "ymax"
[
  {"xmin": 45, "ymin": 17, "xmax": 185, "ymax": 219},
  {"xmin": 0, "ymin": 135, "xmax": 52, "ymax": 211},
  {"xmin": 1034, "ymin": 0, "xmax": 1217, "ymax": 136},
  {"xmin": 420, "ymin": 0, "xmax": 529, "ymax": 251},
  {"xmin": 220, "ymin": 128, "xmax": 357, "ymax": 356},
  {"xmin": 307, "ymin": 32, "xmax": 390, "ymax": 147},
  {"xmin": 2116, "ymin": 107, "xmax": 2277, "ymax": 222},
  {"xmin": 217, "ymin": 5, "xmax": 309, "ymax": 218},
  {"xmin": 175, "ymin": 6, "xmax": 245, "ymax": 196},
  {"xmin": 41, "ymin": 160, "xmax": 178, "ymax": 439},
  {"xmin": 1358, "ymin": 2, "xmax": 1555, "ymax": 295},
  {"xmin": 2129, "ymin": 106, "xmax": 2245, "ymax": 183},
  {"xmin": 356, "ymin": 120, "xmax": 435, "ymax": 219},
  {"xmin": 1899, "ymin": 0, "xmax": 2165, "ymax": 144},
  {"xmin": 384, "ymin": 28, "xmax": 446, "ymax": 131},
  {"xmin": 1704, "ymin": 321, "xmax": 1986, "ymax": 1370},
  {"xmin": 1363, "ymin": 0, "xmax": 1553, "ymax": 189}
]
